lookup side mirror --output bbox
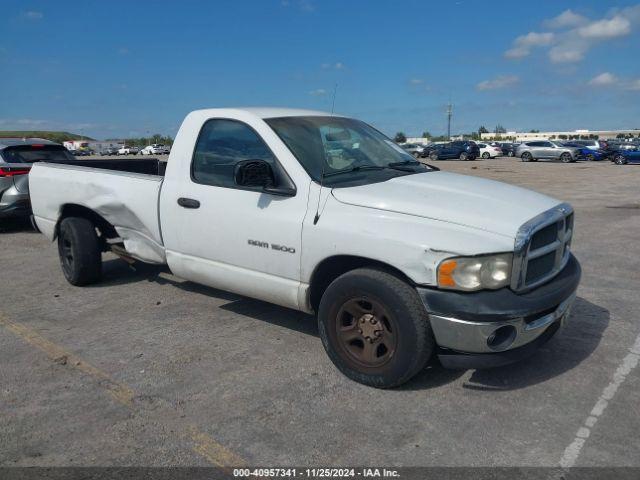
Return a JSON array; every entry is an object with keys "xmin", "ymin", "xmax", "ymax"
[{"xmin": 234, "ymin": 160, "xmax": 295, "ymax": 197}]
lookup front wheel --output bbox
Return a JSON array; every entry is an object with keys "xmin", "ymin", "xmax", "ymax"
[
  {"xmin": 614, "ymin": 154, "xmax": 627, "ymax": 165},
  {"xmin": 508, "ymin": 151, "xmax": 514, "ymax": 157},
  {"xmin": 459, "ymin": 152, "xmax": 468, "ymax": 161},
  {"xmin": 318, "ymin": 268, "xmax": 434, "ymax": 388},
  {"xmin": 586, "ymin": 153, "xmax": 595, "ymax": 161},
  {"xmin": 429, "ymin": 152, "xmax": 438, "ymax": 161},
  {"xmin": 412, "ymin": 152, "xmax": 420, "ymax": 158},
  {"xmin": 57, "ymin": 217, "xmax": 102, "ymax": 286}
]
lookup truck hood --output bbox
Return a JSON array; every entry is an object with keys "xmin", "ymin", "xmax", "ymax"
[{"xmin": 331, "ymin": 171, "xmax": 560, "ymax": 238}]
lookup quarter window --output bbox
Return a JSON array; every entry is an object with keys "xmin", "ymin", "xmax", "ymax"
[{"xmin": 192, "ymin": 119, "xmax": 277, "ymax": 188}]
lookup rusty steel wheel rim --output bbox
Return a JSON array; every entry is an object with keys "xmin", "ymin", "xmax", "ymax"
[{"xmin": 335, "ymin": 297, "xmax": 397, "ymax": 368}]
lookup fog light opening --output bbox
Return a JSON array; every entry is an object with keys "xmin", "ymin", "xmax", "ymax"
[{"xmin": 487, "ymin": 325, "xmax": 517, "ymax": 351}]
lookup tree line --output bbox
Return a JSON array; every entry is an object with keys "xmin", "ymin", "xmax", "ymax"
[{"xmin": 104, "ymin": 134, "xmax": 174, "ymax": 147}]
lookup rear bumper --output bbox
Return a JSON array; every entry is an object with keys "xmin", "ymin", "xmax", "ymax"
[
  {"xmin": 0, "ymin": 189, "xmax": 31, "ymax": 218},
  {"xmin": 417, "ymin": 254, "xmax": 581, "ymax": 368}
]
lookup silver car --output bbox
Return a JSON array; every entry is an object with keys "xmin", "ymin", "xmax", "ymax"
[
  {"xmin": 400, "ymin": 143, "xmax": 425, "ymax": 158},
  {"xmin": 515, "ymin": 140, "xmax": 582, "ymax": 163},
  {"xmin": 0, "ymin": 138, "xmax": 76, "ymax": 219}
]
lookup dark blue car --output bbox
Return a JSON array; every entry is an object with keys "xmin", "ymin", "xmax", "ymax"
[
  {"xmin": 427, "ymin": 141, "xmax": 480, "ymax": 161},
  {"xmin": 561, "ymin": 142, "xmax": 607, "ymax": 161},
  {"xmin": 610, "ymin": 147, "xmax": 640, "ymax": 165}
]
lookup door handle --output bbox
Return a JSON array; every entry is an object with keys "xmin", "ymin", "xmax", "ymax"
[{"xmin": 177, "ymin": 197, "xmax": 200, "ymax": 209}]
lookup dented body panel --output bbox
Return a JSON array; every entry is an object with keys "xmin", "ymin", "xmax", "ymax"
[{"xmin": 30, "ymin": 163, "xmax": 166, "ymax": 264}]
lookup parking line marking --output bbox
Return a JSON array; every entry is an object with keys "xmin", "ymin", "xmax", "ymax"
[
  {"xmin": 187, "ymin": 425, "xmax": 246, "ymax": 467},
  {"xmin": 0, "ymin": 314, "xmax": 134, "ymax": 406},
  {"xmin": 0, "ymin": 313, "xmax": 246, "ymax": 467},
  {"xmin": 559, "ymin": 332, "xmax": 640, "ymax": 468}
]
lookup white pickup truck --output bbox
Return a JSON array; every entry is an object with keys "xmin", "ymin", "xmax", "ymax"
[{"xmin": 30, "ymin": 108, "xmax": 581, "ymax": 388}]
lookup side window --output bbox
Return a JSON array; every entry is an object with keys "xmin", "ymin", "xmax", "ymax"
[
  {"xmin": 528, "ymin": 141, "xmax": 542, "ymax": 147},
  {"xmin": 542, "ymin": 142, "xmax": 553, "ymax": 147},
  {"xmin": 192, "ymin": 119, "xmax": 276, "ymax": 188}
]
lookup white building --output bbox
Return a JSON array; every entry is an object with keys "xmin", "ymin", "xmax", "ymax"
[{"xmin": 481, "ymin": 129, "xmax": 640, "ymax": 142}]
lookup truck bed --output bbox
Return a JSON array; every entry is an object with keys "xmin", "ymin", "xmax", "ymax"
[
  {"xmin": 50, "ymin": 157, "xmax": 167, "ymax": 176},
  {"xmin": 30, "ymin": 161, "xmax": 167, "ymax": 264}
]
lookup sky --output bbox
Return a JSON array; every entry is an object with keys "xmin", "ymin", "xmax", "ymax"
[{"xmin": 1, "ymin": 0, "xmax": 640, "ymax": 140}]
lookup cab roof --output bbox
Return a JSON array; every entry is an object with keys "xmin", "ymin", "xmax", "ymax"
[{"xmin": 190, "ymin": 107, "xmax": 340, "ymax": 119}]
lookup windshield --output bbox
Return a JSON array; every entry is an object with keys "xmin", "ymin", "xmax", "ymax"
[
  {"xmin": 266, "ymin": 116, "xmax": 433, "ymax": 186},
  {"xmin": 1, "ymin": 145, "xmax": 76, "ymax": 164}
]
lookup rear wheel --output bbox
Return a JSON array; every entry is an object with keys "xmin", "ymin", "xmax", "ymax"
[
  {"xmin": 481, "ymin": 152, "xmax": 490, "ymax": 159},
  {"xmin": 57, "ymin": 217, "xmax": 102, "ymax": 286},
  {"xmin": 614, "ymin": 154, "xmax": 627, "ymax": 165},
  {"xmin": 521, "ymin": 152, "xmax": 533, "ymax": 162},
  {"xmin": 508, "ymin": 151, "xmax": 514, "ymax": 157},
  {"xmin": 318, "ymin": 268, "xmax": 434, "ymax": 388}
]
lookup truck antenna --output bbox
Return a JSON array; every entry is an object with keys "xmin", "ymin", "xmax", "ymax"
[
  {"xmin": 331, "ymin": 82, "xmax": 338, "ymax": 114},
  {"xmin": 314, "ymin": 83, "xmax": 338, "ymax": 225}
]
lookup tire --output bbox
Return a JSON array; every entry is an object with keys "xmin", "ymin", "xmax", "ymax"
[
  {"xmin": 614, "ymin": 154, "xmax": 627, "ymax": 165},
  {"xmin": 586, "ymin": 153, "xmax": 595, "ymax": 161},
  {"xmin": 560, "ymin": 152, "xmax": 572, "ymax": 163},
  {"xmin": 459, "ymin": 152, "xmax": 468, "ymax": 161},
  {"xmin": 412, "ymin": 152, "xmax": 420, "ymax": 158},
  {"xmin": 57, "ymin": 217, "xmax": 102, "ymax": 286},
  {"xmin": 318, "ymin": 268, "xmax": 434, "ymax": 388},
  {"xmin": 508, "ymin": 151, "xmax": 514, "ymax": 157},
  {"xmin": 521, "ymin": 152, "xmax": 533, "ymax": 162},
  {"xmin": 481, "ymin": 152, "xmax": 490, "ymax": 159},
  {"xmin": 429, "ymin": 152, "xmax": 438, "ymax": 161}
]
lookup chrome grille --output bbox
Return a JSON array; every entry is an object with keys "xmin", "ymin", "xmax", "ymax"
[{"xmin": 511, "ymin": 203, "xmax": 573, "ymax": 292}]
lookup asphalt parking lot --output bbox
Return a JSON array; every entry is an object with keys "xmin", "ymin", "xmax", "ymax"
[{"xmin": 1, "ymin": 156, "xmax": 639, "ymax": 468}]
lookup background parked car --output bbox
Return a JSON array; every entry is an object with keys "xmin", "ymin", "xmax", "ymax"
[
  {"xmin": 515, "ymin": 141, "xmax": 581, "ymax": 163},
  {"xmin": 571, "ymin": 139, "xmax": 606, "ymax": 151},
  {"xmin": 427, "ymin": 141, "xmax": 480, "ymax": 161},
  {"xmin": 609, "ymin": 146, "xmax": 640, "ymax": 165},
  {"xmin": 118, "ymin": 146, "xmax": 139, "ymax": 155},
  {"xmin": 561, "ymin": 142, "xmax": 607, "ymax": 161},
  {"xmin": 399, "ymin": 143, "xmax": 426, "ymax": 158},
  {"xmin": 608, "ymin": 141, "xmax": 639, "ymax": 151},
  {"xmin": 99, "ymin": 147, "xmax": 119, "ymax": 156},
  {"xmin": 72, "ymin": 149, "xmax": 93, "ymax": 157},
  {"xmin": 0, "ymin": 138, "xmax": 76, "ymax": 219},
  {"xmin": 140, "ymin": 144, "xmax": 170, "ymax": 155},
  {"xmin": 498, "ymin": 142, "xmax": 519, "ymax": 157},
  {"xmin": 476, "ymin": 143, "xmax": 502, "ymax": 159}
]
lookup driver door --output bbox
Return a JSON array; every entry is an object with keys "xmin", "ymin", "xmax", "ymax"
[{"xmin": 163, "ymin": 118, "xmax": 308, "ymax": 310}]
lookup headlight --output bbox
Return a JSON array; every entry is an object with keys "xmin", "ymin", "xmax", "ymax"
[{"xmin": 437, "ymin": 253, "xmax": 512, "ymax": 291}]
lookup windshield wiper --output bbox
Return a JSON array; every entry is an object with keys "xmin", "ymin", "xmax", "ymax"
[
  {"xmin": 387, "ymin": 160, "xmax": 420, "ymax": 166},
  {"xmin": 322, "ymin": 165, "xmax": 386, "ymax": 178},
  {"xmin": 386, "ymin": 160, "xmax": 422, "ymax": 171},
  {"xmin": 387, "ymin": 160, "xmax": 440, "ymax": 172}
]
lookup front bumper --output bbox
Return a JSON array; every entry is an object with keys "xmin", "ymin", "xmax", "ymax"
[{"xmin": 417, "ymin": 254, "xmax": 581, "ymax": 368}]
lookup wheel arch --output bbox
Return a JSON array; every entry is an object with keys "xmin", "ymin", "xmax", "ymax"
[
  {"xmin": 55, "ymin": 204, "xmax": 118, "ymax": 241},
  {"xmin": 307, "ymin": 255, "xmax": 415, "ymax": 313}
]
